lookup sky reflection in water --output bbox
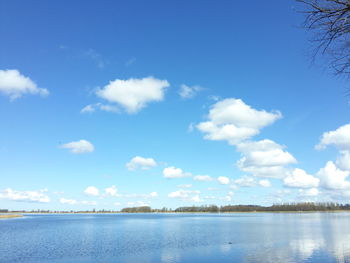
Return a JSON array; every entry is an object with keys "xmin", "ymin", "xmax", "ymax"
[{"xmin": 0, "ymin": 213, "xmax": 349, "ymax": 263}]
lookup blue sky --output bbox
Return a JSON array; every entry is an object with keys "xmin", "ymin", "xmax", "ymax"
[{"xmin": 1, "ymin": 0, "xmax": 350, "ymax": 211}]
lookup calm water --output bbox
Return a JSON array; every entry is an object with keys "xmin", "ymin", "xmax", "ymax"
[{"xmin": 0, "ymin": 213, "xmax": 350, "ymax": 263}]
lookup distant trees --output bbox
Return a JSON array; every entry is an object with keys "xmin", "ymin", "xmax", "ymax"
[
  {"xmin": 7, "ymin": 203, "xmax": 350, "ymax": 214},
  {"xmin": 121, "ymin": 206, "xmax": 152, "ymax": 213},
  {"xmin": 175, "ymin": 205, "xmax": 219, "ymax": 213},
  {"xmin": 124, "ymin": 203, "xmax": 350, "ymax": 213},
  {"xmin": 297, "ymin": 0, "xmax": 350, "ymax": 76}
]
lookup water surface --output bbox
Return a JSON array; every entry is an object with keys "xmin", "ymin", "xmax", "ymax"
[{"xmin": 1, "ymin": 213, "xmax": 349, "ymax": 262}]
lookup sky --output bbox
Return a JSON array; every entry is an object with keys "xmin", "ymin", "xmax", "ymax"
[{"xmin": 0, "ymin": 0, "xmax": 350, "ymax": 211}]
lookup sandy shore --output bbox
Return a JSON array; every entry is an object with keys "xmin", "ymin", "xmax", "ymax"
[{"xmin": 0, "ymin": 214, "xmax": 23, "ymax": 219}]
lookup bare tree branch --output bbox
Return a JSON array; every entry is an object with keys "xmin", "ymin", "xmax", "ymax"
[{"xmin": 297, "ymin": 0, "xmax": 350, "ymax": 76}]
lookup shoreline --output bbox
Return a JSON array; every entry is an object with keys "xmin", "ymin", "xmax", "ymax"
[
  {"xmin": 0, "ymin": 214, "xmax": 23, "ymax": 219},
  {"xmin": 8, "ymin": 210, "xmax": 350, "ymax": 215}
]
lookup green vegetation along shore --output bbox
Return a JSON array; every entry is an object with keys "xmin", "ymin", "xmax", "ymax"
[
  {"xmin": 121, "ymin": 203, "xmax": 350, "ymax": 213},
  {"xmin": 3, "ymin": 203, "xmax": 350, "ymax": 214}
]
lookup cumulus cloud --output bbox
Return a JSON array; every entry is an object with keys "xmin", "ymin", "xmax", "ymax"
[
  {"xmin": 218, "ymin": 176, "xmax": 230, "ymax": 185},
  {"xmin": 284, "ymin": 168, "xmax": 320, "ymax": 188},
  {"xmin": 236, "ymin": 139, "xmax": 296, "ymax": 178},
  {"xmin": 233, "ymin": 176, "xmax": 272, "ymax": 188},
  {"xmin": 96, "ymin": 76, "xmax": 169, "ymax": 114},
  {"xmin": 105, "ymin": 185, "xmax": 118, "ymax": 197},
  {"xmin": 316, "ymin": 124, "xmax": 350, "ymax": 173},
  {"xmin": 84, "ymin": 186, "xmax": 99, "ymax": 196},
  {"xmin": 316, "ymin": 124, "xmax": 350, "ymax": 151},
  {"xmin": 126, "ymin": 156, "xmax": 157, "ymax": 171},
  {"xmin": 0, "ymin": 188, "xmax": 50, "ymax": 203},
  {"xmin": 193, "ymin": 175, "xmax": 213, "ymax": 181},
  {"xmin": 60, "ymin": 140, "xmax": 94, "ymax": 154},
  {"xmin": 0, "ymin": 69, "xmax": 49, "ymax": 100},
  {"xmin": 197, "ymin": 98, "xmax": 282, "ymax": 145},
  {"xmin": 168, "ymin": 189, "xmax": 201, "ymax": 202},
  {"xmin": 317, "ymin": 161, "xmax": 350, "ymax": 190},
  {"xmin": 163, "ymin": 166, "xmax": 192, "ymax": 178},
  {"xmin": 178, "ymin": 84, "xmax": 202, "ymax": 99},
  {"xmin": 336, "ymin": 151, "xmax": 350, "ymax": 171}
]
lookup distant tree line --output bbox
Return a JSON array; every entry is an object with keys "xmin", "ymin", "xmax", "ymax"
[
  {"xmin": 4, "ymin": 203, "xmax": 350, "ymax": 214},
  {"xmin": 120, "ymin": 203, "xmax": 350, "ymax": 213},
  {"xmin": 121, "ymin": 206, "xmax": 152, "ymax": 213}
]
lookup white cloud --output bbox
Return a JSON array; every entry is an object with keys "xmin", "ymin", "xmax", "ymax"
[
  {"xmin": 84, "ymin": 186, "xmax": 99, "ymax": 196},
  {"xmin": 126, "ymin": 156, "xmax": 157, "ymax": 171},
  {"xmin": 168, "ymin": 189, "xmax": 200, "ymax": 200},
  {"xmin": 299, "ymin": 188, "xmax": 319, "ymax": 197},
  {"xmin": 224, "ymin": 195, "xmax": 232, "ymax": 202},
  {"xmin": 197, "ymin": 98, "xmax": 282, "ymax": 145},
  {"xmin": 80, "ymin": 103, "xmax": 119, "ymax": 114},
  {"xmin": 316, "ymin": 124, "xmax": 350, "ymax": 151},
  {"xmin": 60, "ymin": 140, "xmax": 94, "ymax": 154},
  {"xmin": 193, "ymin": 175, "xmax": 213, "ymax": 182},
  {"xmin": 96, "ymin": 76, "xmax": 169, "ymax": 114},
  {"xmin": 163, "ymin": 166, "xmax": 192, "ymax": 178},
  {"xmin": 114, "ymin": 202, "xmax": 121, "ymax": 206},
  {"xmin": 218, "ymin": 176, "xmax": 230, "ymax": 185},
  {"xmin": 233, "ymin": 176, "xmax": 272, "ymax": 188},
  {"xmin": 316, "ymin": 124, "xmax": 350, "ymax": 175},
  {"xmin": 127, "ymin": 201, "xmax": 149, "ymax": 207},
  {"xmin": 0, "ymin": 188, "xmax": 50, "ymax": 203},
  {"xmin": 317, "ymin": 161, "xmax": 350, "ymax": 190},
  {"xmin": 59, "ymin": 198, "xmax": 78, "ymax": 205},
  {"xmin": 284, "ymin": 168, "xmax": 320, "ymax": 188},
  {"xmin": 224, "ymin": 191, "xmax": 235, "ymax": 202},
  {"xmin": 0, "ymin": 69, "xmax": 49, "ymax": 100},
  {"xmin": 236, "ymin": 140, "xmax": 296, "ymax": 178},
  {"xmin": 177, "ymin": 184, "xmax": 192, "ymax": 188},
  {"xmin": 59, "ymin": 198, "xmax": 97, "ymax": 206},
  {"xmin": 237, "ymin": 140, "xmax": 296, "ymax": 167},
  {"xmin": 190, "ymin": 195, "xmax": 203, "ymax": 202},
  {"xmin": 259, "ymin": 179, "xmax": 272, "ymax": 187},
  {"xmin": 105, "ymin": 185, "xmax": 118, "ymax": 197},
  {"xmin": 150, "ymin": 192, "xmax": 158, "ymax": 198},
  {"xmin": 81, "ymin": 104, "xmax": 96, "ymax": 113},
  {"xmin": 336, "ymin": 151, "xmax": 350, "ymax": 171},
  {"xmin": 234, "ymin": 176, "xmax": 256, "ymax": 187},
  {"xmin": 178, "ymin": 84, "xmax": 202, "ymax": 99},
  {"xmin": 168, "ymin": 190, "xmax": 190, "ymax": 198},
  {"xmin": 117, "ymin": 191, "xmax": 158, "ymax": 199}
]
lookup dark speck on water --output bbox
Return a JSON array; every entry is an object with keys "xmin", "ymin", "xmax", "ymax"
[{"xmin": 0, "ymin": 213, "xmax": 350, "ymax": 263}]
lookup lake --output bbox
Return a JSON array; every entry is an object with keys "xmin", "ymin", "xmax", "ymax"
[{"xmin": 0, "ymin": 213, "xmax": 350, "ymax": 263}]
